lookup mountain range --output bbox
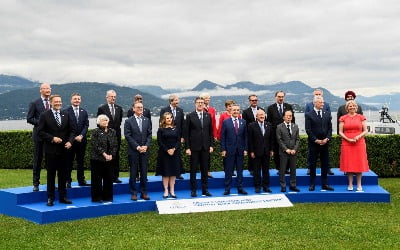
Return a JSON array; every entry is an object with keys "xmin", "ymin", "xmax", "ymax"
[{"xmin": 0, "ymin": 74, "xmax": 398, "ymax": 120}]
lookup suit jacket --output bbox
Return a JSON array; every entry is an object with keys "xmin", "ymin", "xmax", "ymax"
[
  {"xmin": 65, "ymin": 106, "xmax": 89, "ymax": 142},
  {"xmin": 242, "ymin": 106, "xmax": 264, "ymax": 125},
  {"xmin": 276, "ymin": 122, "xmax": 300, "ymax": 154},
  {"xmin": 220, "ymin": 118, "xmax": 248, "ymax": 156},
  {"xmin": 37, "ymin": 109, "xmax": 76, "ymax": 154},
  {"xmin": 184, "ymin": 111, "xmax": 213, "ymax": 151},
  {"xmin": 305, "ymin": 109, "xmax": 332, "ymax": 143},
  {"xmin": 266, "ymin": 102, "xmax": 296, "ymax": 129},
  {"xmin": 160, "ymin": 106, "xmax": 184, "ymax": 138},
  {"xmin": 97, "ymin": 103, "xmax": 123, "ymax": 138},
  {"xmin": 248, "ymin": 121, "xmax": 274, "ymax": 157},
  {"xmin": 124, "ymin": 116, "xmax": 152, "ymax": 155},
  {"xmin": 27, "ymin": 97, "xmax": 47, "ymax": 141}
]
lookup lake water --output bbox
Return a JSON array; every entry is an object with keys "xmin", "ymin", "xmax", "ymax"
[{"xmin": 1, "ymin": 111, "xmax": 399, "ymax": 135}]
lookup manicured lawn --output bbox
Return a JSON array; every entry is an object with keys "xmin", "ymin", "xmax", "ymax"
[{"xmin": 0, "ymin": 169, "xmax": 399, "ymax": 249}]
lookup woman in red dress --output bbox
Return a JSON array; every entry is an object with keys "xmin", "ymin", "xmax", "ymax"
[{"xmin": 338, "ymin": 100, "xmax": 369, "ymax": 191}]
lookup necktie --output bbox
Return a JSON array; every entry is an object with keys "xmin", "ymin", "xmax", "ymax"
[
  {"xmin": 287, "ymin": 124, "xmax": 291, "ymax": 137},
  {"xmin": 137, "ymin": 116, "xmax": 142, "ymax": 132},
  {"xmin": 55, "ymin": 111, "xmax": 61, "ymax": 127},
  {"xmin": 317, "ymin": 110, "xmax": 322, "ymax": 119},
  {"xmin": 172, "ymin": 108, "xmax": 176, "ymax": 119},
  {"xmin": 260, "ymin": 122, "xmax": 265, "ymax": 135},
  {"xmin": 44, "ymin": 99, "xmax": 50, "ymax": 110},
  {"xmin": 111, "ymin": 105, "xmax": 115, "ymax": 119},
  {"xmin": 199, "ymin": 112, "xmax": 203, "ymax": 127},
  {"xmin": 74, "ymin": 108, "xmax": 79, "ymax": 122},
  {"xmin": 279, "ymin": 104, "xmax": 283, "ymax": 117},
  {"xmin": 234, "ymin": 119, "xmax": 239, "ymax": 134}
]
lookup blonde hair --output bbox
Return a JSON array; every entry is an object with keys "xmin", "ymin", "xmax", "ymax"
[
  {"xmin": 345, "ymin": 100, "xmax": 358, "ymax": 112},
  {"xmin": 159, "ymin": 112, "xmax": 175, "ymax": 128}
]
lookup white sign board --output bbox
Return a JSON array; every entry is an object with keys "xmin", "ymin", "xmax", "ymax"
[{"xmin": 156, "ymin": 194, "xmax": 293, "ymax": 214}]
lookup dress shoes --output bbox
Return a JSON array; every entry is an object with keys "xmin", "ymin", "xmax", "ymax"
[
  {"xmin": 163, "ymin": 195, "xmax": 168, "ymax": 199},
  {"xmin": 263, "ymin": 187, "xmax": 272, "ymax": 193},
  {"xmin": 140, "ymin": 194, "xmax": 150, "ymax": 200},
  {"xmin": 191, "ymin": 191, "xmax": 197, "ymax": 197},
  {"xmin": 322, "ymin": 185, "xmax": 334, "ymax": 191},
  {"xmin": 289, "ymin": 186, "xmax": 300, "ymax": 192},
  {"xmin": 238, "ymin": 189, "xmax": 248, "ymax": 195},
  {"xmin": 285, "ymin": 170, "xmax": 290, "ymax": 175},
  {"xmin": 170, "ymin": 194, "xmax": 177, "ymax": 199},
  {"xmin": 356, "ymin": 187, "xmax": 363, "ymax": 192},
  {"xmin": 232, "ymin": 172, "xmax": 236, "ymax": 177},
  {"xmin": 281, "ymin": 187, "xmax": 286, "ymax": 192},
  {"xmin": 46, "ymin": 199, "xmax": 54, "ymax": 206},
  {"xmin": 33, "ymin": 185, "xmax": 39, "ymax": 192},
  {"xmin": 328, "ymin": 169, "xmax": 335, "ymax": 175},
  {"xmin": 59, "ymin": 198, "xmax": 73, "ymax": 204},
  {"xmin": 309, "ymin": 185, "xmax": 315, "ymax": 191},
  {"xmin": 66, "ymin": 182, "xmax": 72, "ymax": 188},
  {"xmin": 78, "ymin": 180, "xmax": 90, "ymax": 186},
  {"xmin": 177, "ymin": 175, "xmax": 184, "ymax": 180},
  {"xmin": 347, "ymin": 186, "xmax": 354, "ymax": 191},
  {"xmin": 202, "ymin": 191, "xmax": 212, "ymax": 196},
  {"xmin": 255, "ymin": 187, "xmax": 261, "ymax": 193},
  {"xmin": 113, "ymin": 178, "xmax": 122, "ymax": 184},
  {"xmin": 131, "ymin": 194, "xmax": 138, "ymax": 201},
  {"xmin": 223, "ymin": 190, "xmax": 230, "ymax": 195}
]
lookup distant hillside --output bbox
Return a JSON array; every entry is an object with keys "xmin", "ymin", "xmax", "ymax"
[
  {"xmin": 0, "ymin": 74, "xmax": 39, "ymax": 93},
  {"xmin": 0, "ymin": 82, "xmax": 166, "ymax": 120}
]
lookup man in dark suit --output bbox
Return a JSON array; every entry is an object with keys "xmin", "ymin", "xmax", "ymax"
[
  {"xmin": 184, "ymin": 97, "xmax": 214, "ymax": 197},
  {"xmin": 266, "ymin": 90, "xmax": 295, "ymax": 173},
  {"xmin": 220, "ymin": 104, "xmax": 248, "ymax": 195},
  {"xmin": 127, "ymin": 94, "xmax": 151, "ymax": 120},
  {"xmin": 304, "ymin": 89, "xmax": 333, "ymax": 175},
  {"xmin": 276, "ymin": 110, "xmax": 300, "ymax": 192},
  {"xmin": 97, "ymin": 90, "xmax": 123, "ymax": 183},
  {"xmin": 305, "ymin": 96, "xmax": 334, "ymax": 191},
  {"xmin": 37, "ymin": 94, "xmax": 75, "ymax": 206},
  {"xmin": 27, "ymin": 83, "xmax": 51, "ymax": 191},
  {"xmin": 65, "ymin": 93, "xmax": 90, "ymax": 187},
  {"xmin": 125, "ymin": 102, "xmax": 152, "ymax": 201},
  {"xmin": 242, "ymin": 94, "xmax": 264, "ymax": 176},
  {"xmin": 248, "ymin": 109, "xmax": 274, "ymax": 193},
  {"xmin": 160, "ymin": 94, "xmax": 185, "ymax": 179}
]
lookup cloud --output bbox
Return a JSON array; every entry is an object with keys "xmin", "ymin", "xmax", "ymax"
[{"xmin": 0, "ymin": 0, "xmax": 399, "ymax": 96}]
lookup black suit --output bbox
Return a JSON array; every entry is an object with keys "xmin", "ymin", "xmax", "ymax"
[
  {"xmin": 266, "ymin": 102, "xmax": 295, "ymax": 170},
  {"xmin": 37, "ymin": 109, "xmax": 75, "ymax": 200},
  {"xmin": 242, "ymin": 106, "xmax": 264, "ymax": 173},
  {"xmin": 248, "ymin": 121, "xmax": 274, "ymax": 190},
  {"xmin": 305, "ymin": 109, "xmax": 332, "ymax": 187},
  {"xmin": 27, "ymin": 97, "xmax": 47, "ymax": 186},
  {"xmin": 184, "ymin": 111, "xmax": 213, "ymax": 192},
  {"xmin": 97, "ymin": 103, "xmax": 123, "ymax": 180},
  {"xmin": 65, "ymin": 106, "xmax": 89, "ymax": 184}
]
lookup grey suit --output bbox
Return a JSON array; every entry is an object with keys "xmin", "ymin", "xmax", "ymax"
[{"xmin": 276, "ymin": 122, "xmax": 300, "ymax": 188}]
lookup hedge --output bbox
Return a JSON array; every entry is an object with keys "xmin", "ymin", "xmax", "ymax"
[{"xmin": 1, "ymin": 131, "xmax": 399, "ymax": 177}]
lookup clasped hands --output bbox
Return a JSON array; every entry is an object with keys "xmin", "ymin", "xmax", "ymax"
[{"xmin": 52, "ymin": 136, "xmax": 72, "ymax": 149}]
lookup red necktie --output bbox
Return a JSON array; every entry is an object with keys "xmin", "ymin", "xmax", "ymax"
[
  {"xmin": 234, "ymin": 119, "xmax": 239, "ymax": 134},
  {"xmin": 44, "ymin": 99, "xmax": 49, "ymax": 110}
]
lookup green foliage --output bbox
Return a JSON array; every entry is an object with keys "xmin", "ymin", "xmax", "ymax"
[{"xmin": 1, "ymin": 131, "xmax": 399, "ymax": 177}]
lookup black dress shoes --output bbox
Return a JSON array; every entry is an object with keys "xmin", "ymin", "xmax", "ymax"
[
  {"xmin": 59, "ymin": 198, "xmax": 73, "ymax": 204},
  {"xmin": 290, "ymin": 186, "xmax": 300, "ymax": 192},
  {"xmin": 191, "ymin": 191, "xmax": 197, "ymax": 197},
  {"xmin": 140, "ymin": 194, "xmax": 150, "ymax": 200},
  {"xmin": 170, "ymin": 194, "xmax": 177, "ymax": 199},
  {"xmin": 263, "ymin": 187, "xmax": 272, "ymax": 193},
  {"xmin": 33, "ymin": 185, "xmax": 39, "ymax": 192},
  {"xmin": 285, "ymin": 170, "xmax": 290, "ymax": 175},
  {"xmin": 238, "ymin": 189, "xmax": 248, "ymax": 195},
  {"xmin": 113, "ymin": 178, "xmax": 122, "ymax": 184},
  {"xmin": 177, "ymin": 175, "xmax": 184, "ymax": 180},
  {"xmin": 328, "ymin": 169, "xmax": 335, "ymax": 175},
  {"xmin": 78, "ymin": 180, "xmax": 90, "ymax": 186},
  {"xmin": 66, "ymin": 182, "xmax": 72, "ymax": 188},
  {"xmin": 131, "ymin": 194, "xmax": 138, "ymax": 201},
  {"xmin": 309, "ymin": 185, "xmax": 315, "ymax": 191},
  {"xmin": 46, "ymin": 199, "xmax": 54, "ymax": 206},
  {"xmin": 322, "ymin": 185, "xmax": 334, "ymax": 191},
  {"xmin": 202, "ymin": 191, "xmax": 212, "ymax": 196},
  {"xmin": 223, "ymin": 190, "xmax": 230, "ymax": 195},
  {"xmin": 255, "ymin": 187, "xmax": 261, "ymax": 193},
  {"xmin": 281, "ymin": 187, "xmax": 286, "ymax": 192}
]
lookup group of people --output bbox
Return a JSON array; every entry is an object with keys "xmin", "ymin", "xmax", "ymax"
[{"xmin": 27, "ymin": 83, "xmax": 370, "ymax": 206}]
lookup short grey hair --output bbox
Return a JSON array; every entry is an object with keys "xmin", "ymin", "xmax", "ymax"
[{"xmin": 97, "ymin": 114, "xmax": 109, "ymax": 125}]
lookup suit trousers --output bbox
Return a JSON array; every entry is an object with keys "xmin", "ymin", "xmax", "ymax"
[
  {"xmin": 45, "ymin": 152, "xmax": 67, "ymax": 200},
  {"xmin": 66, "ymin": 141, "xmax": 87, "ymax": 183},
  {"xmin": 224, "ymin": 152, "xmax": 244, "ymax": 191},
  {"xmin": 309, "ymin": 143, "xmax": 330, "ymax": 186},
  {"xmin": 279, "ymin": 153, "xmax": 297, "ymax": 188},
  {"xmin": 32, "ymin": 139, "xmax": 44, "ymax": 185},
  {"xmin": 253, "ymin": 154, "xmax": 271, "ymax": 189},
  {"xmin": 90, "ymin": 159, "xmax": 113, "ymax": 201},
  {"xmin": 189, "ymin": 149, "xmax": 209, "ymax": 192},
  {"xmin": 128, "ymin": 152, "xmax": 149, "ymax": 195}
]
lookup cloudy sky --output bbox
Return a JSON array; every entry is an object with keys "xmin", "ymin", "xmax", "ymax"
[{"xmin": 1, "ymin": 0, "xmax": 399, "ymax": 96}]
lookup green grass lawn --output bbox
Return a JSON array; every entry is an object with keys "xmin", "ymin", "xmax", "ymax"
[{"xmin": 0, "ymin": 169, "xmax": 399, "ymax": 249}]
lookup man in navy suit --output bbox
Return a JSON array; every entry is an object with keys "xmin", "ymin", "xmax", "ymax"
[
  {"xmin": 184, "ymin": 97, "xmax": 214, "ymax": 197},
  {"xmin": 37, "ymin": 94, "xmax": 75, "ymax": 206},
  {"xmin": 27, "ymin": 83, "xmax": 51, "ymax": 191},
  {"xmin": 266, "ymin": 90, "xmax": 295, "ymax": 173},
  {"xmin": 304, "ymin": 89, "xmax": 334, "ymax": 175},
  {"xmin": 160, "ymin": 94, "xmax": 185, "ymax": 179},
  {"xmin": 97, "ymin": 90, "xmax": 123, "ymax": 183},
  {"xmin": 65, "ymin": 93, "xmax": 90, "ymax": 187},
  {"xmin": 305, "ymin": 96, "xmax": 334, "ymax": 191},
  {"xmin": 125, "ymin": 102, "xmax": 152, "ymax": 201},
  {"xmin": 220, "ymin": 104, "xmax": 248, "ymax": 195}
]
